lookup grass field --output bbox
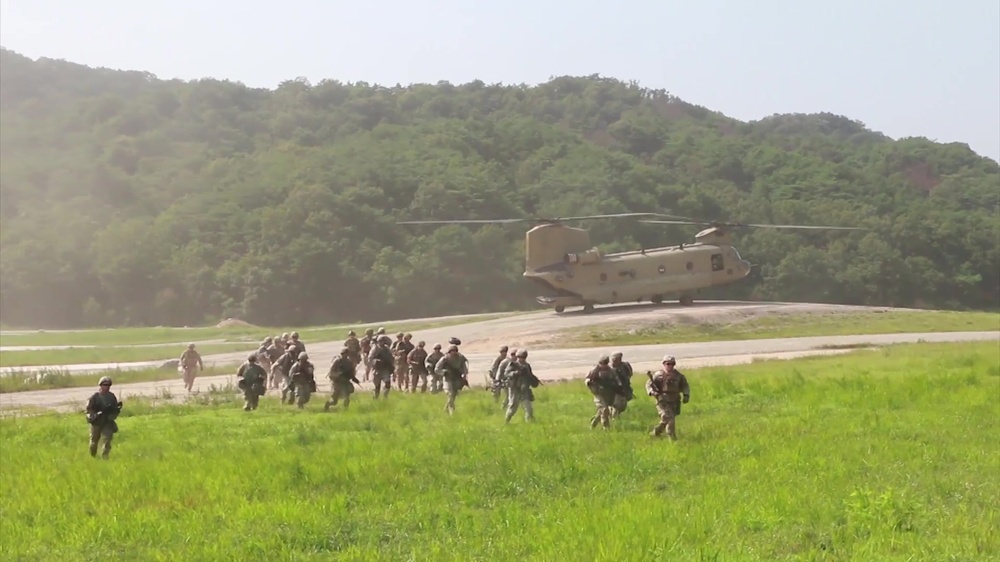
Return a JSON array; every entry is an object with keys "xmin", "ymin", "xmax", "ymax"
[
  {"xmin": 0, "ymin": 312, "xmax": 515, "ymax": 348},
  {"xmin": 1, "ymin": 342, "xmax": 997, "ymax": 561},
  {"xmin": 567, "ymin": 309, "xmax": 1000, "ymax": 346},
  {"xmin": 0, "ymin": 343, "xmax": 258, "ymax": 368},
  {"xmin": 0, "ymin": 366, "xmax": 233, "ymax": 394}
]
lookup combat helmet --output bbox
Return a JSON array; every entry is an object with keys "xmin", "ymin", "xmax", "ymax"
[{"xmin": 98, "ymin": 376, "xmax": 112, "ymax": 386}]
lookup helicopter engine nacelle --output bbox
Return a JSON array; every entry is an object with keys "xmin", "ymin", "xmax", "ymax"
[{"xmin": 564, "ymin": 247, "xmax": 602, "ymax": 265}]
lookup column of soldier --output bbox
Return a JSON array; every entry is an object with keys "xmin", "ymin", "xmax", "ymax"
[{"xmin": 86, "ymin": 327, "xmax": 693, "ymax": 459}]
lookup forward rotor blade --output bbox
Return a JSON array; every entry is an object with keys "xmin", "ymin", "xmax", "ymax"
[{"xmin": 396, "ymin": 218, "xmax": 531, "ymax": 225}]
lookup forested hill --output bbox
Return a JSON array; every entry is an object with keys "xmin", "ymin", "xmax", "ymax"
[{"xmin": 1, "ymin": 49, "xmax": 997, "ymax": 328}]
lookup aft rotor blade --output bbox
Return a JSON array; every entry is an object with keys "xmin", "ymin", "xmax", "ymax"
[
  {"xmin": 741, "ymin": 223, "xmax": 866, "ymax": 231},
  {"xmin": 553, "ymin": 212, "xmax": 682, "ymax": 221},
  {"xmin": 638, "ymin": 220, "xmax": 710, "ymax": 226}
]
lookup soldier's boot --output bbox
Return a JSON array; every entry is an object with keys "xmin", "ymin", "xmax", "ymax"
[
  {"xmin": 590, "ymin": 415, "xmax": 600, "ymax": 429},
  {"xmin": 324, "ymin": 400, "xmax": 332, "ymax": 412},
  {"xmin": 89, "ymin": 442, "xmax": 98, "ymax": 457},
  {"xmin": 101, "ymin": 440, "xmax": 112, "ymax": 460},
  {"xmin": 373, "ymin": 382, "xmax": 381, "ymax": 399},
  {"xmin": 602, "ymin": 415, "xmax": 611, "ymax": 430},
  {"xmin": 651, "ymin": 424, "xmax": 666, "ymax": 437},
  {"xmin": 342, "ymin": 396, "xmax": 350, "ymax": 409},
  {"xmin": 524, "ymin": 401, "xmax": 534, "ymax": 422},
  {"xmin": 243, "ymin": 401, "xmax": 251, "ymax": 411},
  {"xmin": 504, "ymin": 409, "xmax": 514, "ymax": 423}
]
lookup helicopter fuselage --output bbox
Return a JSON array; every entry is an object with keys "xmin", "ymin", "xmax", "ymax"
[{"xmin": 524, "ymin": 225, "xmax": 752, "ymax": 311}]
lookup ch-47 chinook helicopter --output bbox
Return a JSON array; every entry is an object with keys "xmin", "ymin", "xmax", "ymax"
[{"xmin": 397, "ymin": 212, "xmax": 862, "ymax": 314}]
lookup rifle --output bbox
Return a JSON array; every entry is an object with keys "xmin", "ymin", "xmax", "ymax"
[{"xmin": 87, "ymin": 401, "xmax": 123, "ymax": 425}]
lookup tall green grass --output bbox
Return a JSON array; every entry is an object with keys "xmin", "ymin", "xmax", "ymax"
[{"xmin": 1, "ymin": 342, "xmax": 997, "ymax": 561}]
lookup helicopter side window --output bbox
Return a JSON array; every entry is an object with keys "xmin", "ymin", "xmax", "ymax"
[{"xmin": 711, "ymin": 253, "xmax": 724, "ymax": 272}]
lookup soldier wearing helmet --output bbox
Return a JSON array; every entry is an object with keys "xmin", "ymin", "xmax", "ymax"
[
  {"xmin": 286, "ymin": 351, "xmax": 315, "ymax": 409},
  {"xmin": 85, "ymin": 376, "xmax": 123, "ymax": 459},
  {"xmin": 585, "ymin": 354, "xmax": 623, "ymax": 430},
  {"xmin": 645, "ymin": 355, "xmax": 690, "ymax": 440},
  {"xmin": 504, "ymin": 349, "xmax": 540, "ymax": 423},
  {"xmin": 407, "ymin": 340, "xmax": 430, "ymax": 393},
  {"xmin": 376, "ymin": 327, "xmax": 386, "ymax": 336},
  {"xmin": 325, "ymin": 347, "xmax": 361, "ymax": 411},
  {"xmin": 610, "ymin": 351, "xmax": 635, "ymax": 418},
  {"xmin": 434, "ymin": 344, "xmax": 470, "ymax": 415},
  {"xmin": 489, "ymin": 345, "xmax": 510, "ymax": 386},
  {"xmin": 237, "ymin": 352, "xmax": 267, "ymax": 411},
  {"xmin": 344, "ymin": 330, "xmax": 362, "ymax": 367},
  {"xmin": 179, "ymin": 343, "xmax": 204, "ymax": 392},
  {"xmin": 288, "ymin": 331, "xmax": 305, "ymax": 354},
  {"xmin": 368, "ymin": 334, "xmax": 396, "ymax": 399},
  {"xmin": 272, "ymin": 340, "xmax": 297, "ymax": 391},
  {"xmin": 360, "ymin": 329, "xmax": 376, "ymax": 381},
  {"xmin": 425, "ymin": 344, "xmax": 445, "ymax": 393},
  {"xmin": 491, "ymin": 347, "xmax": 517, "ymax": 408}
]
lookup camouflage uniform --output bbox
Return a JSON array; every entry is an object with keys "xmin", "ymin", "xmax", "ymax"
[
  {"xmin": 610, "ymin": 352, "xmax": 635, "ymax": 418},
  {"xmin": 425, "ymin": 345, "xmax": 444, "ymax": 393},
  {"xmin": 287, "ymin": 353, "xmax": 316, "ymax": 408},
  {"xmin": 359, "ymin": 329, "xmax": 375, "ymax": 381},
  {"xmin": 407, "ymin": 341, "xmax": 430, "ymax": 393},
  {"xmin": 86, "ymin": 376, "xmax": 122, "ymax": 459},
  {"xmin": 274, "ymin": 348, "xmax": 296, "ymax": 393},
  {"xmin": 492, "ymin": 348, "xmax": 517, "ymax": 409},
  {"xmin": 368, "ymin": 336, "xmax": 395, "ymax": 398},
  {"xmin": 237, "ymin": 354, "xmax": 268, "ymax": 411},
  {"xmin": 179, "ymin": 344, "xmax": 203, "ymax": 391},
  {"xmin": 325, "ymin": 348, "xmax": 361, "ymax": 411},
  {"xmin": 435, "ymin": 346, "xmax": 469, "ymax": 415},
  {"xmin": 645, "ymin": 355, "xmax": 690, "ymax": 439},
  {"xmin": 504, "ymin": 350, "xmax": 540, "ymax": 423},
  {"xmin": 586, "ymin": 356, "xmax": 623, "ymax": 429},
  {"xmin": 344, "ymin": 331, "xmax": 362, "ymax": 367},
  {"xmin": 389, "ymin": 333, "xmax": 413, "ymax": 389},
  {"xmin": 488, "ymin": 346, "xmax": 509, "ymax": 402},
  {"xmin": 265, "ymin": 340, "xmax": 284, "ymax": 388}
]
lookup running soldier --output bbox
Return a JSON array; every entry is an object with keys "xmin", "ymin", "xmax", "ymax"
[
  {"xmin": 368, "ymin": 335, "xmax": 395, "ymax": 398},
  {"xmin": 585, "ymin": 355, "xmax": 623, "ymax": 429},
  {"xmin": 325, "ymin": 347, "xmax": 361, "ymax": 411},
  {"xmin": 179, "ymin": 343, "xmax": 203, "ymax": 392},
  {"xmin": 85, "ymin": 376, "xmax": 123, "ymax": 459},
  {"xmin": 610, "ymin": 351, "xmax": 635, "ymax": 418},
  {"xmin": 255, "ymin": 337, "xmax": 273, "ymax": 376},
  {"xmin": 645, "ymin": 355, "xmax": 690, "ymax": 439},
  {"xmin": 359, "ymin": 328, "xmax": 375, "ymax": 381},
  {"xmin": 390, "ymin": 332, "xmax": 406, "ymax": 387},
  {"xmin": 504, "ymin": 349, "xmax": 540, "ymax": 423},
  {"xmin": 492, "ymin": 347, "xmax": 517, "ymax": 408},
  {"xmin": 488, "ymin": 345, "xmax": 509, "ymax": 399},
  {"xmin": 287, "ymin": 331, "xmax": 306, "ymax": 355},
  {"xmin": 397, "ymin": 334, "xmax": 415, "ymax": 390},
  {"xmin": 407, "ymin": 341, "xmax": 430, "ymax": 393},
  {"xmin": 435, "ymin": 345, "xmax": 469, "ymax": 415},
  {"xmin": 288, "ymin": 351, "xmax": 316, "ymax": 409},
  {"xmin": 236, "ymin": 353, "xmax": 267, "ymax": 411},
  {"xmin": 265, "ymin": 337, "xmax": 284, "ymax": 388},
  {"xmin": 425, "ymin": 343, "xmax": 444, "ymax": 393},
  {"xmin": 274, "ymin": 345, "xmax": 297, "ymax": 393},
  {"xmin": 344, "ymin": 330, "xmax": 362, "ymax": 367}
]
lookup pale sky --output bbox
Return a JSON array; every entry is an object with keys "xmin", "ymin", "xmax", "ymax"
[{"xmin": 2, "ymin": 0, "xmax": 998, "ymax": 162}]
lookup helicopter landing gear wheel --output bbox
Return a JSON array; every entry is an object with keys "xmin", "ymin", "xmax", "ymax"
[
  {"xmin": 554, "ymin": 305, "xmax": 565, "ymax": 313},
  {"xmin": 583, "ymin": 304, "xmax": 595, "ymax": 314},
  {"xmin": 651, "ymin": 295, "xmax": 663, "ymax": 304},
  {"xmin": 679, "ymin": 295, "xmax": 694, "ymax": 306}
]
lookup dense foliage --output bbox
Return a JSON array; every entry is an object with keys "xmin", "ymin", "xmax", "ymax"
[{"xmin": 1, "ymin": 48, "xmax": 997, "ymax": 328}]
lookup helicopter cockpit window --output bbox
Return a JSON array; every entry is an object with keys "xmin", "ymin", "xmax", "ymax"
[{"xmin": 711, "ymin": 253, "xmax": 724, "ymax": 272}]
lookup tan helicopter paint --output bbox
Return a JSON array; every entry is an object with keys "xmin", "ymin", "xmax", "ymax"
[{"xmin": 525, "ymin": 224, "xmax": 751, "ymax": 311}]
